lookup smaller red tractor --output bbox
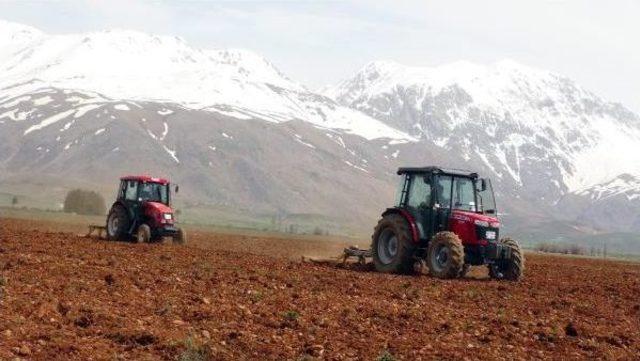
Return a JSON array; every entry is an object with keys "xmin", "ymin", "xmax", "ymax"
[
  {"xmin": 368, "ymin": 166, "xmax": 523, "ymax": 280},
  {"xmin": 105, "ymin": 175, "xmax": 186, "ymax": 244}
]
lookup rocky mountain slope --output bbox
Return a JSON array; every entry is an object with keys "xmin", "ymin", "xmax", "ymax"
[
  {"xmin": 557, "ymin": 174, "xmax": 640, "ymax": 232},
  {"xmin": 0, "ymin": 20, "xmax": 422, "ymax": 231},
  {"xmin": 326, "ymin": 60, "xmax": 640, "ymax": 233},
  {"xmin": 0, "ymin": 20, "xmax": 409, "ymax": 141},
  {"xmin": 2, "ymin": 19, "xmax": 640, "ymax": 239}
]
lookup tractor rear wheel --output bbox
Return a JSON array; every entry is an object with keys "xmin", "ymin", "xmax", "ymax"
[
  {"xmin": 426, "ymin": 232, "xmax": 465, "ymax": 279},
  {"xmin": 371, "ymin": 214, "xmax": 416, "ymax": 274},
  {"xmin": 489, "ymin": 238, "xmax": 524, "ymax": 281},
  {"xmin": 173, "ymin": 228, "xmax": 187, "ymax": 244},
  {"xmin": 106, "ymin": 205, "xmax": 130, "ymax": 241},
  {"xmin": 136, "ymin": 224, "xmax": 151, "ymax": 243}
]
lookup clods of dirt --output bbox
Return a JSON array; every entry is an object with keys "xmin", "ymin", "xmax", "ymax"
[{"xmin": 1, "ymin": 217, "xmax": 640, "ymax": 360}]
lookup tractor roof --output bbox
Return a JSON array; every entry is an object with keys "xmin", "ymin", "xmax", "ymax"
[
  {"xmin": 120, "ymin": 175, "xmax": 170, "ymax": 184},
  {"xmin": 397, "ymin": 166, "xmax": 478, "ymax": 178}
]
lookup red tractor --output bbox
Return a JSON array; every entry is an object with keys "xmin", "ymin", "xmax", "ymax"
[
  {"xmin": 370, "ymin": 167, "xmax": 523, "ymax": 280},
  {"xmin": 105, "ymin": 175, "xmax": 186, "ymax": 244}
]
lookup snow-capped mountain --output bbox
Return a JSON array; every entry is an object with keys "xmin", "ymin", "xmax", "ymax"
[
  {"xmin": 0, "ymin": 20, "xmax": 410, "ymax": 141},
  {"xmin": 326, "ymin": 60, "xmax": 640, "ymax": 214},
  {"xmin": 2, "ymin": 19, "xmax": 640, "ymax": 239},
  {"xmin": 0, "ymin": 20, "xmax": 418, "ymax": 231},
  {"xmin": 575, "ymin": 174, "xmax": 640, "ymax": 203},
  {"xmin": 557, "ymin": 174, "xmax": 640, "ymax": 232}
]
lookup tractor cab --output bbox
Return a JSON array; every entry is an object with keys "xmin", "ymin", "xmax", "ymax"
[
  {"xmin": 106, "ymin": 175, "xmax": 186, "ymax": 244},
  {"xmin": 371, "ymin": 166, "xmax": 523, "ymax": 280},
  {"xmin": 394, "ymin": 167, "xmax": 499, "ymax": 245},
  {"xmin": 118, "ymin": 176, "xmax": 172, "ymax": 205}
]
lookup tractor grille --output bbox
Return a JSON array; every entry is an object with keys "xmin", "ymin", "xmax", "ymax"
[{"xmin": 476, "ymin": 226, "xmax": 499, "ymax": 242}]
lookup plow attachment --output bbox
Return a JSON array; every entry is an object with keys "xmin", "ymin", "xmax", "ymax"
[
  {"xmin": 85, "ymin": 224, "xmax": 107, "ymax": 239},
  {"xmin": 341, "ymin": 246, "xmax": 372, "ymax": 265}
]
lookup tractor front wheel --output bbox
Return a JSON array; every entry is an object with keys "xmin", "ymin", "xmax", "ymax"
[
  {"xmin": 426, "ymin": 232, "xmax": 465, "ymax": 279},
  {"xmin": 173, "ymin": 228, "xmax": 187, "ymax": 244},
  {"xmin": 371, "ymin": 214, "xmax": 416, "ymax": 274},
  {"xmin": 489, "ymin": 238, "xmax": 524, "ymax": 281},
  {"xmin": 136, "ymin": 224, "xmax": 151, "ymax": 243},
  {"xmin": 106, "ymin": 205, "xmax": 130, "ymax": 241}
]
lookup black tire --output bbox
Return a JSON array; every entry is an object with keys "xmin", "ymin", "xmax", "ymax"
[
  {"xmin": 106, "ymin": 205, "xmax": 130, "ymax": 241},
  {"xmin": 136, "ymin": 224, "xmax": 151, "ymax": 243},
  {"xmin": 489, "ymin": 238, "xmax": 524, "ymax": 281},
  {"xmin": 173, "ymin": 228, "xmax": 187, "ymax": 244},
  {"xmin": 426, "ymin": 231, "xmax": 465, "ymax": 279},
  {"xmin": 371, "ymin": 214, "xmax": 416, "ymax": 274}
]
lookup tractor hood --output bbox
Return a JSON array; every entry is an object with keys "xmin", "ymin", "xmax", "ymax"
[
  {"xmin": 143, "ymin": 201, "xmax": 173, "ymax": 214},
  {"xmin": 451, "ymin": 209, "xmax": 500, "ymax": 228}
]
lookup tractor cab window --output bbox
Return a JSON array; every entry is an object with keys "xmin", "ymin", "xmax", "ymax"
[
  {"xmin": 435, "ymin": 176, "xmax": 453, "ymax": 209},
  {"xmin": 406, "ymin": 175, "xmax": 431, "ymax": 210},
  {"xmin": 124, "ymin": 181, "xmax": 138, "ymax": 201},
  {"xmin": 394, "ymin": 175, "xmax": 408, "ymax": 207},
  {"xmin": 138, "ymin": 182, "xmax": 169, "ymax": 204},
  {"xmin": 118, "ymin": 181, "xmax": 126, "ymax": 199},
  {"xmin": 452, "ymin": 177, "xmax": 477, "ymax": 212}
]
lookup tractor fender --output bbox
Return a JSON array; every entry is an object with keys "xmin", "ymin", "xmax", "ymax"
[{"xmin": 381, "ymin": 208, "xmax": 420, "ymax": 244}]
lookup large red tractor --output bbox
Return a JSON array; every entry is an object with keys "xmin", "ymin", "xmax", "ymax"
[
  {"xmin": 105, "ymin": 175, "xmax": 186, "ymax": 244},
  {"xmin": 371, "ymin": 167, "xmax": 523, "ymax": 280}
]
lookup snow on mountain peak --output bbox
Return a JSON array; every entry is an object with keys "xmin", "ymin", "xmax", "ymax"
[
  {"xmin": 0, "ymin": 21, "xmax": 302, "ymax": 103},
  {"xmin": 327, "ymin": 58, "xmax": 567, "ymax": 110},
  {"xmin": 0, "ymin": 19, "xmax": 43, "ymax": 49},
  {"xmin": 575, "ymin": 174, "xmax": 640, "ymax": 202},
  {"xmin": 328, "ymin": 58, "xmax": 640, "ymax": 195},
  {"xmin": 0, "ymin": 20, "xmax": 413, "ymax": 141},
  {"xmin": 0, "ymin": 19, "xmax": 42, "ymax": 35}
]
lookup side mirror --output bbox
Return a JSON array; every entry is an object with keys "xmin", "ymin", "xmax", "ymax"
[
  {"xmin": 479, "ymin": 179, "xmax": 487, "ymax": 192},
  {"xmin": 175, "ymin": 185, "xmax": 179, "ymax": 194}
]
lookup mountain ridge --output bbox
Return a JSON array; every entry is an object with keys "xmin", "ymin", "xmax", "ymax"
[
  {"xmin": 2, "ymin": 19, "xmax": 640, "ymax": 240},
  {"xmin": 0, "ymin": 19, "xmax": 412, "ymax": 141},
  {"xmin": 326, "ymin": 58, "xmax": 640, "ymax": 192}
]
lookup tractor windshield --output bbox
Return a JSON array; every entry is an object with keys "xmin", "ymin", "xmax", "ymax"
[
  {"xmin": 452, "ymin": 177, "xmax": 477, "ymax": 212},
  {"xmin": 138, "ymin": 182, "xmax": 169, "ymax": 204},
  {"xmin": 436, "ymin": 175, "xmax": 477, "ymax": 212}
]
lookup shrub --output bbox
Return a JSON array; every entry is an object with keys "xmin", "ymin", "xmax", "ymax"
[
  {"xmin": 11, "ymin": 196, "xmax": 18, "ymax": 207},
  {"xmin": 284, "ymin": 310, "xmax": 300, "ymax": 321},
  {"xmin": 377, "ymin": 351, "xmax": 396, "ymax": 361},
  {"xmin": 63, "ymin": 189, "xmax": 106, "ymax": 215},
  {"xmin": 178, "ymin": 336, "xmax": 211, "ymax": 361}
]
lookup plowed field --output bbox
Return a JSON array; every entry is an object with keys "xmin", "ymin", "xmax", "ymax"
[{"xmin": 1, "ymin": 218, "xmax": 639, "ymax": 360}]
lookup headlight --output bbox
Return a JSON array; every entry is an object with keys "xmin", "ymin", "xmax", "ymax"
[
  {"xmin": 163, "ymin": 213, "xmax": 173, "ymax": 220},
  {"xmin": 474, "ymin": 220, "xmax": 489, "ymax": 227}
]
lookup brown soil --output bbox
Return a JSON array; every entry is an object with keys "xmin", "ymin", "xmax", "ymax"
[{"xmin": 1, "ymin": 217, "xmax": 639, "ymax": 360}]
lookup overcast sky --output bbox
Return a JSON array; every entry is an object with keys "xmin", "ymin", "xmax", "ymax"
[{"xmin": 2, "ymin": 0, "xmax": 639, "ymax": 112}]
